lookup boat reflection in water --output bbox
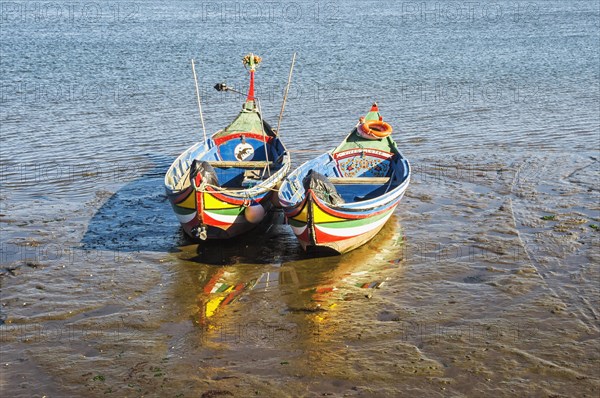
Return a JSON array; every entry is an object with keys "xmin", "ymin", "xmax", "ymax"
[{"xmin": 177, "ymin": 214, "xmax": 405, "ymax": 348}]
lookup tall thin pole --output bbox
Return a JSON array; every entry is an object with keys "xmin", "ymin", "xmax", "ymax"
[
  {"xmin": 276, "ymin": 52, "xmax": 297, "ymax": 136},
  {"xmin": 191, "ymin": 59, "xmax": 207, "ymax": 143},
  {"xmin": 256, "ymin": 97, "xmax": 271, "ymax": 177}
]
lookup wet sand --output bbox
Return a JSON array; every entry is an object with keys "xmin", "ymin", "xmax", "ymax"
[{"xmin": 1, "ymin": 151, "xmax": 598, "ymax": 397}]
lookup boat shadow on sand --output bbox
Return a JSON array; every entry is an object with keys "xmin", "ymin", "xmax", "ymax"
[
  {"xmin": 80, "ymin": 155, "xmax": 404, "ymax": 264},
  {"xmin": 80, "ymin": 156, "xmax": 184, "ymax": 253},
  {"xmin": 79, "ymin": 155, "xmax": 297, "ymax": 259}
]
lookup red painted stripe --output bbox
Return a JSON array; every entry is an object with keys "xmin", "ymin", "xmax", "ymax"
[
  {"xmin": 333, "ymin": 149, "xmax": 393, "ymax": 161},
  {"xmin": 173, "ymin": 185, "xmax": 194, "ymax": 203},
  {"xmin": 284, "ymin": 197, "xmax": 307, "ymax": 218},
  {"xmin": 202, "ymin": 211, "xmax": 235, "ymax": 228},
  {"xmin": 206, "ymin": 186, "xmax": 269, "ymax": 205},
  {"xmin": 203, "ymin": 270, "xmax": 226, "ymax": 294},
  {"xmin": 247, "ymin": 70, "xmax": 255, "ymax": 101},
  {"xmin": 206, "ymin": 187, "xmax": 247, "ymax": 205},
  {"xmin": 213, "ymin": 132, "xmax": 273, "ymax": 146},
  {"xmin": 297, "ymin": 227, "xmax": 310, "ymax": 242},
  {"xmin": 310, "ymin": 191, "xmax": 397, "ymax": 220},
  {"xmin": 195, "ymin": 173, "xmax": 204, "ymax": 223},
  {"xmin": 314, "ymin": 225, "xmax": 356, "ymax": 244},
  {"xmin": 222, "ymin": 283, "xmax": 245, "ymax": 305},
  {"xmin": 315, "ymin": 286, "xmax": 334, "ymax": 294}
]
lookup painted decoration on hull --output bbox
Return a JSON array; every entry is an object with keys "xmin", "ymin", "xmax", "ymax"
[
  {"xmin": 170, "ymin": 184, "xmax": 269, "ymax": 237},
  {"xmin": 234, "ymin": 142, "xmax": 254, "ymax": 161},
  {"xmin": 286, "ymin": 192, "xmax": 399, "ymax": 247},
  {"xmin": 333, "ymin": 148, "xmax": 393, "ymax": 178}
]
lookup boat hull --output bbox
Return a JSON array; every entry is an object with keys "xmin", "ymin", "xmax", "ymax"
[
  {"xmin": 278, "ymin": 105, "xmax": 411, "ymax": 254},
  {"xmin": 167, "ymin": 182, "xmax": 276, "ymax": 240},
  {"xmin": 284, "ymin": 188, "xmax": 406, "ymax": 254}
]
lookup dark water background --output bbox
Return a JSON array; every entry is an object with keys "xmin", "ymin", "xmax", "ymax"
[{"xmin": 1, "ymin": 1, "xmax": 599, "ymax": 396}]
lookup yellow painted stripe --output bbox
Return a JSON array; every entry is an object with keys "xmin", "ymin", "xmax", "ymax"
[
  {"xmin": 204, "ymin": 192, "xmax": 239, "ymax": 209},
  {"xmin": 205, "ymin": 296, "xmax": 225, "ymax": 318},
  {"xmin": 312, "ymin": 202, "xmax": 346, "ymax": 223},
  {"xmin": 292, "ymin": 202, "xmax": 309, "ymax": 222},
  {"xmin": 177, "ymin": 191, "xmax": 196, "ymax": 210}
]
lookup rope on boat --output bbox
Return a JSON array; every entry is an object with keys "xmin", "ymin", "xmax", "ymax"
[
  {"xmin": 288, "ymin": 149, "xmax": 327, "ymax": 153},
  {"xmin": 191, "ymin": 59, "xmax": 208, "ymax": 143},
  {"xmin": 192, "ymin": 181, "xmax": 281, "ymax": 195},
  {"xmin": 288, "ymin": 179, "xmax": 304, "ymax": 202},
  {"xmin": 276, "ymin": 52, "xmax": 297, "ymax": 137}
]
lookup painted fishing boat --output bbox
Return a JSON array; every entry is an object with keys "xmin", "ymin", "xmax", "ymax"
[
  {"xmin": 165, "ymin": 54, "xmax": 292, "ymax": 240},
  {"xmin": 278, "ymin": 103, "xmax": 410, "ymax": 254}
]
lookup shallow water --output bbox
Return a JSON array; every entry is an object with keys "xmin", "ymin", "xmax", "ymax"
[{"xmin": 1, "ymin": 1, "xmax": 599, "ymax": 397}]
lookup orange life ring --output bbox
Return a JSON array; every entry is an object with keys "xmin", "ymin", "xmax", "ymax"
[{"xmin": 358, "ymin": 120, "xmax": 393, "ymax": 139}]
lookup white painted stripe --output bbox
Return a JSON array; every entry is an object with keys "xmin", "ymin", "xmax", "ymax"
[
  {"xmin": 176, "ymin": 212, "xmax": 196, "ymax": 224},
  {"xmin": 316, "ymin": 211, "xmax": 394, "ymax": 238},
  {"xmin": 205, "ymin": 210, "xmax": 245, "ymax": 224},
  {"xmin": 210, "ymin": 283, "xmax": 223, "ymax": 294},
  {"xmin": 290, "ymin": 224, "xmax": 307, "ymax": 236}
]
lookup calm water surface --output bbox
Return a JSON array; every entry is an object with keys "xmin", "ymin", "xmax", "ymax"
[{"xmin": 1, "ymin": 1, "xmax": 599, "ymax": 396}]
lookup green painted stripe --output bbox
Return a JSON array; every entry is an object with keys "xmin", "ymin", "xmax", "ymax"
[
  {"xmin": 172, "ymin": 205, "xmax": 195, "ymax": 215},
  {"xmin": 317, "ymin": 209, "xmax": 392, "ymax": 229},
  {"xmin": 216, "ymin": 284, "xmax": 230, "ymax": 293},
  {"xmin": 288, "ymin": 219, "xmax": 307, "ymax": 228},
  {"xmin": 207, "ymin": 207, "xmax": 244, "ymax": 216}
]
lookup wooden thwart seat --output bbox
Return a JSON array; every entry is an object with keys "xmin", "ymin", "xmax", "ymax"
[
  {"xmin": 208, "ymin": 161, "xmax": 274, "ymax": 169},
  {"xmin": 328, "ymin": 177, "xmax": 390, "ymax": 184}
]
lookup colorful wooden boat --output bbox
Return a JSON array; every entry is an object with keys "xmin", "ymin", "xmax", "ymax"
[
  {"xmin": 165, "ymin": 55, "xmax": 291, "ymax": 240},
  {"xmin": 278, "ymin": 103, "xmax": 410, "ymax": 254}
]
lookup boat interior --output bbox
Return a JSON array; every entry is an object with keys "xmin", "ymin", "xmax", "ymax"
[
  {"xmin": 332, "ymin": 177, "xmax": 397, "ymax": 202},
  {"xmin": 329, "ymin": 155, "xmax": 403, "ymax": 202},
  {"xmin": 209, "ymin": 133, "xmax": 287, "ymax": 189},
  {"xmin": 280, "ymin": 150, "xmax": 410, "ymax": 204},
  {"xmin": 168, "ymin": 133, "xmax": 288, "ymax": 192}
]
